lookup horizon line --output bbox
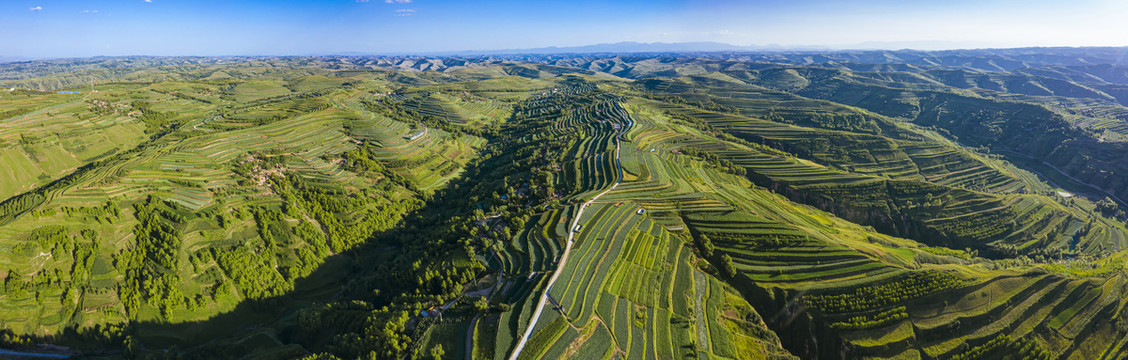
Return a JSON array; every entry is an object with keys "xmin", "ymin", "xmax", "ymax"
[{"xmin": 6, "ymin": 42, "xmax": 1128, "ymax": 62}]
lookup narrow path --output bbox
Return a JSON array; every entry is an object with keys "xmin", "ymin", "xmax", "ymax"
[{"xmin": 508, "ymin": 113, "xmax": 632, "ymax": 360}]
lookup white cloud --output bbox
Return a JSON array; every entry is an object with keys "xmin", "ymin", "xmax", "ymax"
[
  {"xmin": 385, "ymin": 0, "xmax": 413, "ymax": 3},
  {"xmin": 144, "ymin": 0, "xmax": 152, "ymax": 3},
  {"xmin": 395, "ymin": 9, "xmax": 415, "ymax": 12},
  {"xmin": 356, "ymin": 0, "xmax": 369, "ymax": 2},
  {"xmin": 81, "ymin": 10, "xmax": 100, "ymax": 14},
  {"xmin": 29, "ymin": 6, "xmax": 42, "ymax": 11}
]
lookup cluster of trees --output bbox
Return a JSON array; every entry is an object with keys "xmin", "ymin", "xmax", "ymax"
[
  {"xmin": 4, "ymin": 227, "xmax": 70, "ymax": 298},
  {"xmin": 340, "ymin": 145, "xmax": 418, "ymax": 192},
  {"xmin": 216, "ymin": 246, "xmax": 290, "ymax": 300},
  {"xmin": 804, "ymin": 271, "xmax": 964, "ymax": 313},
  {"xmin": 946, "ymin": 334, "xmax": 1049, "ymax": 360},
  {"xmin": 696, "ymin": 233, "xmax": 715, "ymax": 257},
  {"xmin": 991, "ymin": 242, "xmax": 1033, "ymax": 258},
  {"xmin": 2, "ymin": 267, "xmax": 62, "ymax": 300},
  {"xmin": 30, "ymin": 225, "xmax": 71, "ymax": 257},
  {"xmin": 946, "ymin": 334, "xmax": 1010, "ymax": 360},
  {"xmin": 130, "ymin": 100, "xmax": 180, "ymax": 134},
  {"xmin": 69, "ymin": 230, "xmax": 98, "ymax": 284},
  {"xmin": 60, "ymin": 202, "xmax": 121, "ymax": 224},
  {"xmin": 1095, "ymin": 197, "xmax": 1121, "ymax": 216},
  {"xmin": 981, "ymin": 254, "xmax": 1049, "ymax": 270},
  {"xmin": 720, "ymin": 254, "xmax": 737, "ymax": 278},
  {"xmin": 117, "ymin": 196, "xmax": 188, "ymax": 318},
  {"xmin": 288, "ymin": 221, "xmax": 330, "ymax": 279},
  {"xmin": 271, "ymin": 171, "xmax": 423, "ymax": 253},
  {"xmin": 679, "ymin": 147, "xmax": 747, "ymax": 176},
  {"xmin": 3, "ymin": 225, "xmax": 99, "ymax": 325},
  {"xmin": 250, "ymin": 205, "xmax": 291, "ymax": 249},
  {"xmin": 0, "ymin": 329, "xmax": 39, "ymax": 350},
  {"xmin": 828, "ymin": 306, "xmax": 908, "ymax": 331},
  {"xmin": 919, "ymin": 246, "xmax": 976, "ymax": 261},
  {"xmin": 0, "ymin": 106, "xmax": 35, "ymax": 121}
]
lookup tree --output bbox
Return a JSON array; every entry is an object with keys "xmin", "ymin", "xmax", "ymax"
[
  {"xmin": 430, "ymin": 344, "xmax": 445, "ymax": 360},
  {"xmin": 698, "ymin": 234, "xmax": 715, "ymax": 258},
  {"xmin": 721, "ymin": 254, "xmax": 737, "ymax": 277},
  {"xmin": 1096, "ymin": 197, "xmax": 1118, "ymax": 215},
  {"xmin": 474, "ymin": 297, "xmax": 488, "ymax": 313}
]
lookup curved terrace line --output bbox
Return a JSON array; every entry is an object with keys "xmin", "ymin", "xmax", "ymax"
[{"xmin": 508, "ymin": 104, "xmax": 633, "ymax": 360}]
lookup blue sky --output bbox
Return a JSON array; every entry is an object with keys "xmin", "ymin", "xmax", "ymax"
[{"xmin": 2, "ymin": 0, "xmax": 1127, "ymax": 57}]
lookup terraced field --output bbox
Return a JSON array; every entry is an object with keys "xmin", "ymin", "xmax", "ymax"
[
  {"xmin": 629, "ymin": 97, "xmax": 1127, "ymax": 257},
  {"xmin": 0, "ymin": 70, "xmax": 505, "ymax": 342},
  {"xmin": 472, "ymin": 87, "xmax": 794, "ymax": 360},
  {"xmin": 472, "ymin": 76, "xmax": 1128, "ymax": 360},
  {"xmin": 617, "ymin": 76, "xmax": 1128, "ymax": 360},
  {"xmin": 0, "ymin": 91, "xmax": 149, "ymax": 199},
  {"xmin": 396, "ymin": 91, "xmax": 511, "ymax": 127}
]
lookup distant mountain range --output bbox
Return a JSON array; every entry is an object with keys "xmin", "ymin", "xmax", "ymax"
[
  {"xmin": 454, "ymin": 40, "xmax": 1023, "ymax": 54},
  {"xmin": 330, "ymin": 45, "xmax": 1128, "ymax": 75},
  {"xmin": 0, "ymin": 56, "xmax": 36, "ymax": 64},
  {"xmin": 449, "ymin": 41, "xmax": 792, "ymax": 55},
  {"xmin": 328, "ymin": 41, "xmax": 827, "ymax": 57},
  {"xmin": 10, "ymin": 42, "xmax": 1127, "ymax": 62}
]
